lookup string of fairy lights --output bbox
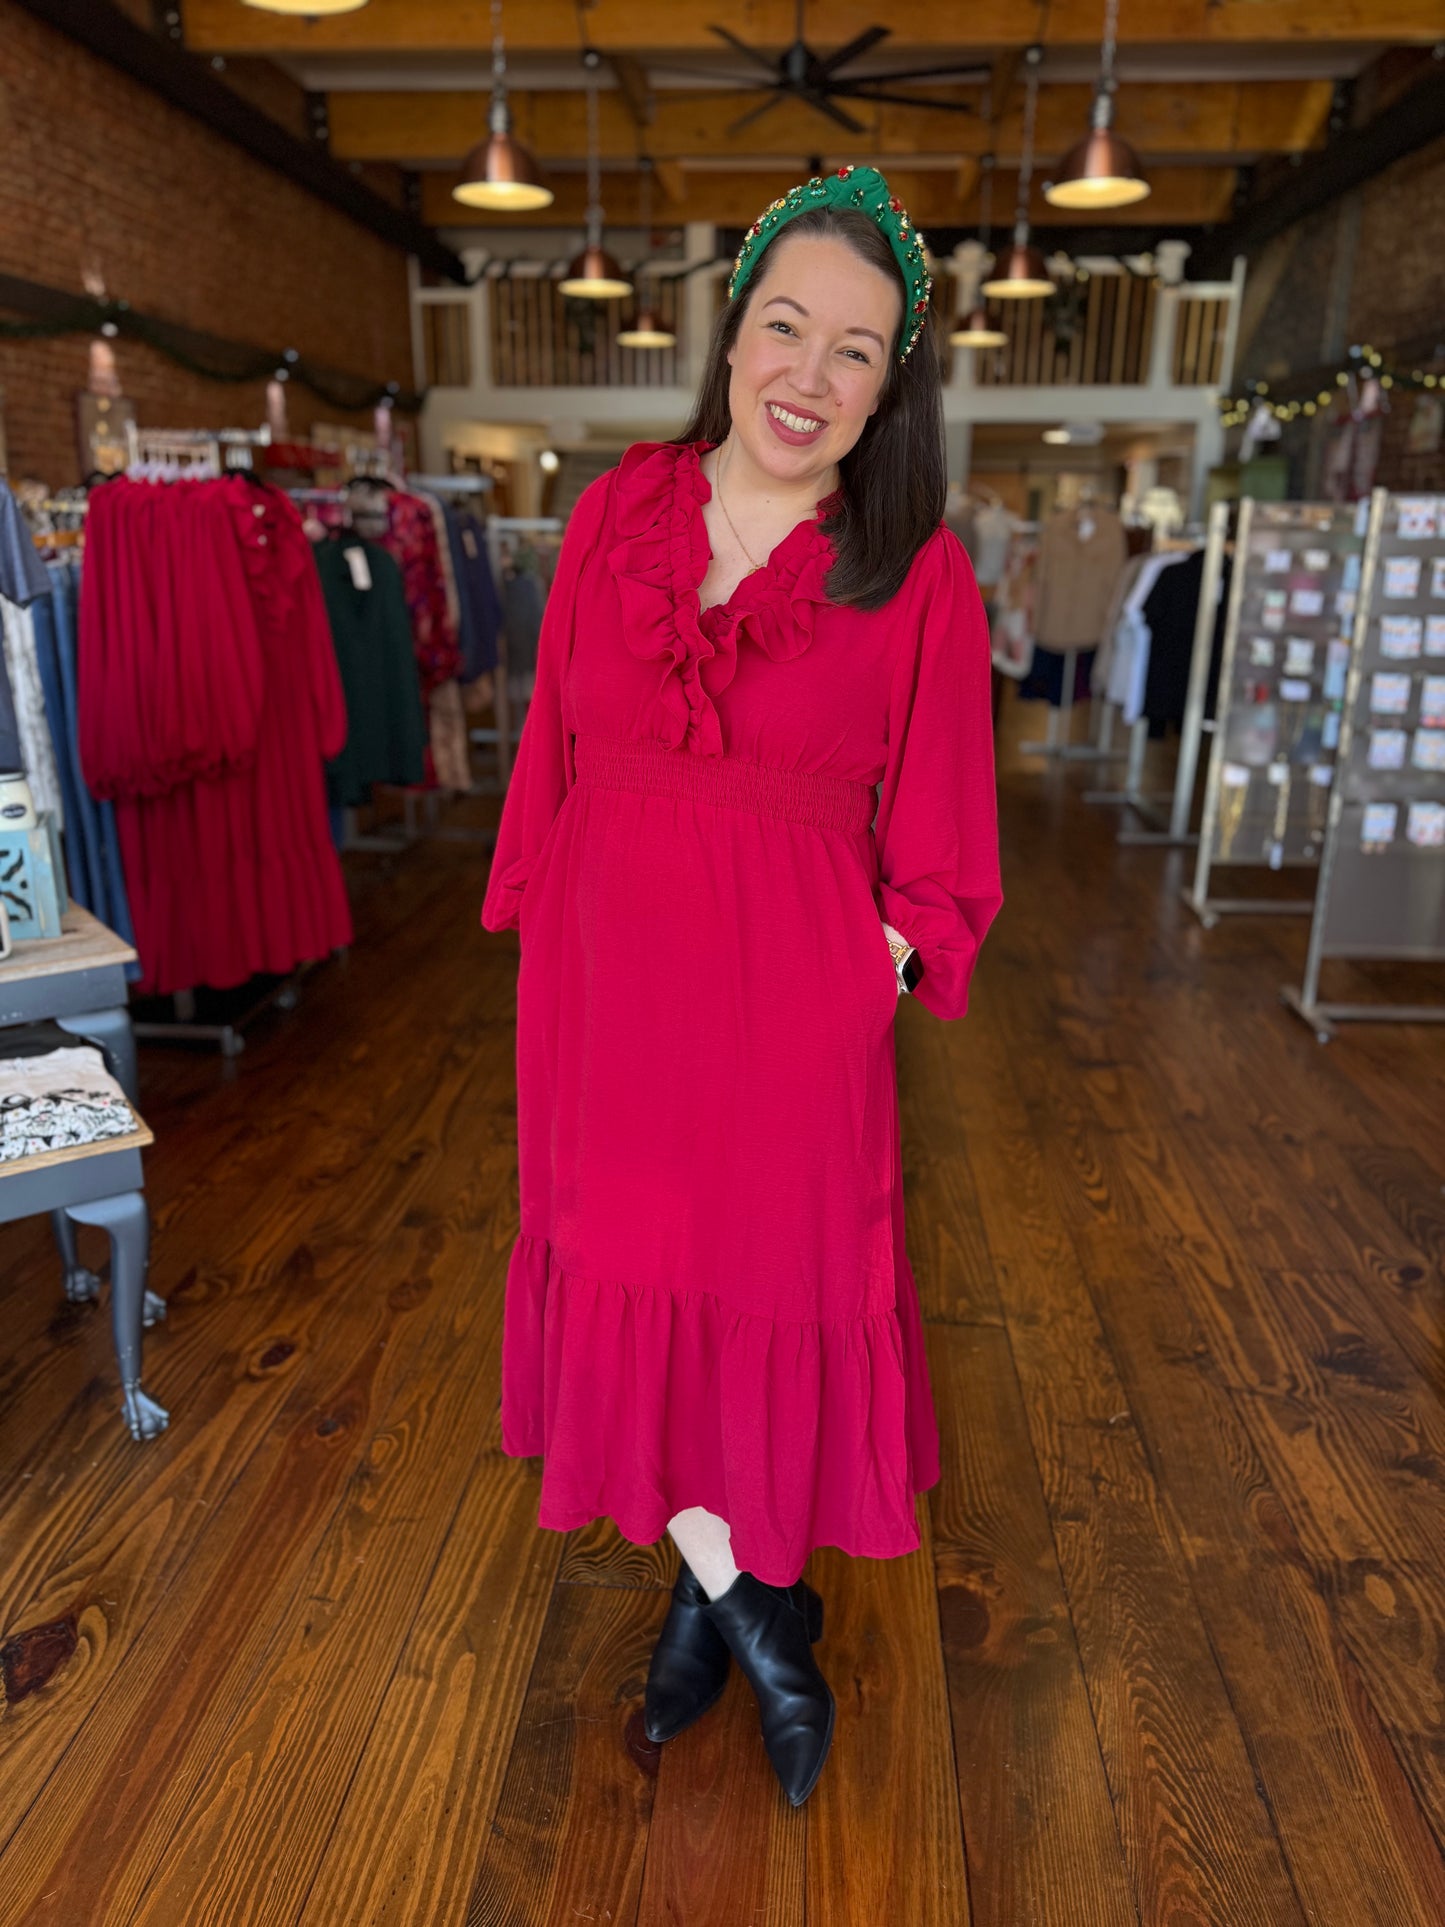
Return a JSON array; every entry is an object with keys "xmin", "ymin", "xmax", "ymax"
[{"xmin": 1217, "ymin": 343, "xmax": 1445, "ymax": 430}]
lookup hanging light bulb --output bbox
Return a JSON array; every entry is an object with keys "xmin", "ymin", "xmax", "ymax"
[
  {"xmin": 243, "ymin": 0, "xmax": 368, "ymax": 12},
  {"xmin": 1044, "ymin": 0, "xmax": 1149, "ymax": 209},
  {"xmin": 982, "ymin": 48, "xmax": 1057, "ymax": 299},
  {"xmin": 950, "ymin": 157, "xmax": 1009, "ymax": 348},
  {"xmin": 618, "ymin": 157, "xmax": 678, "ymax": 347},
  {"xmin": 454, "ymin": 0, "xmax": 554, "ymax": 211},
  {"xmin": 559, "ymin": 64, "xmax": 632, "ymax": 298}
]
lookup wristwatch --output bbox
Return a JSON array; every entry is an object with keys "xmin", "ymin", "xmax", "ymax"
[{"xmin": 884, "ymin": 927, "xmax": 925, "ymax": 994}]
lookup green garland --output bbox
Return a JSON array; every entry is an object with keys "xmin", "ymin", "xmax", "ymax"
[
  {"xmin": 1218, "ymin": 343, "xmax": 1443, "ymax": 429},
  {"xmin": 0, "ymin": 293, "xmax": 423, "ymax": 414}
]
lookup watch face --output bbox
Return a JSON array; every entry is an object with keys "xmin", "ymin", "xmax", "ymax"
[{"xmin": 902, "ymin": 949, "xmax": 924, "ymax": 991}]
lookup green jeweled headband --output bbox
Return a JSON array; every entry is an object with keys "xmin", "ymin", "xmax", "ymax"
[{"xmin": 728, "ymin": 164, "xmax": 934, "ymax": 361}]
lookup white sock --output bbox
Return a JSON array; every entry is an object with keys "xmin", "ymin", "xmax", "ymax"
[{"xmin": 667, "ymin": 1505, "xmax": 743, "ymax": 1600}]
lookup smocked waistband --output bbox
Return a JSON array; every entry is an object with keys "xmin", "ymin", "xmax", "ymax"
[{"xmin": 573, "ymin": 733, "xmax": 876, "ymax": 834}]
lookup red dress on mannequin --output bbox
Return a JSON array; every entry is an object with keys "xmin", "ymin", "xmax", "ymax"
[
  {"xmin": 481, "ymin": 441, "xmax": 1003, "ymax": 1585},
  {"xmin": 79, "ymin": 477, "xmax": 353, "ymax": 996}
]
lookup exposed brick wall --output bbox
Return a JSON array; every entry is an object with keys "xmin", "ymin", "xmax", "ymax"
[
  {"xmin": 0, "ymin": 1, "xmax": 416, "ymax": 483},
  {"xmin": 1234, "ymin": 131, "xmax": 1445, "ymax": 495}
]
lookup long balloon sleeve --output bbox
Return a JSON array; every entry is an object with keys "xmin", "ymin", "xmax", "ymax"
[{"xmin": 873, "ymin": 527, "xmax": 1004, "ymax": 1021}]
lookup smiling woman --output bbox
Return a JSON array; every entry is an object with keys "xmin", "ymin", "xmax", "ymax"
[
  {"xmin": 480, "ymin": 163, "xmax": 1002, "ymax": 1813},
  {"xmin": 679, "ymin": 192, "xmax": 948, "ymax": 611}
]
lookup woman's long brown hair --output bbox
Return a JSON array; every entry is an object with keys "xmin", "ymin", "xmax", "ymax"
[{"xmin": 674, "ymin": 207, "xmax": 947, "ymax": 612}]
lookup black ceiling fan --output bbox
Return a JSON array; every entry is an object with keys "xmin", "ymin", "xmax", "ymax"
[{"xmin": 650, "ymin": 0, "xmax": 989, "ymax": 137}]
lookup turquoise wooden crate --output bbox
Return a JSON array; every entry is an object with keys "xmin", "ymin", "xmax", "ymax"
[{"xmin": 0, "ymin": 814, "xmax": 69, "ymax": 941}]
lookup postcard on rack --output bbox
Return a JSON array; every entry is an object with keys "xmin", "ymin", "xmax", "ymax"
[
  {"xmin": 1289, "ymin": 588, "xmax": 1325, "ymax": 618},
  {"xmin": 1406, "ymin": 801, "xmax": 1445, "ymax": 847},
  {"xmin": 1369, "ymin": 671, "xmax": 1413, "ymax": 715},
  {"xmin": 1395, "ymin": 497, "xmax": 1441, "ymax": 539},
  {"xmin": 1368, "ymin": 728, "xmax": 1408, "ymax": 770},
  {"xmin": 1381, "ymin": 615, "xmax": 1424, "ymax": 659},
  {"xmin": 1284, "ymin": 637, "xmax": 1316, "ymax": 677},
  {"xmin": 1261, "ymin": 547, "xmax": 1291, "ymax": 574},
  {"xmin": 1432, "ymin": 558, "xmax": 1445, "ymax": 599},
  {"xmin": 1262, "ymin": 589, "xmax": 1288, "ymax": 631},
  {"xmin": 1426, "ymin": 615, "xmax": 1445, "ymax": 655},
  {"xmin": 1421, "ymin": 675, "xmax": 1445, "ymax": 728},
  {"xmin": 1361, "ymin": 801, "xmax": 1398, "ymax": 849},
  {"xmin": 1412, "ymin": 728, "xmax": 1445, "ymax": 772},
  {"xmin": 1248, "ymin": 636, "xmax": 1276, "ymax": 667},
  {"xmin": 1384, "ymin": 555, "xmax": 1424, "ymax": 600}
]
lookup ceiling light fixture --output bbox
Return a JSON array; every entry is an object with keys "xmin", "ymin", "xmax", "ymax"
[
  {"xmin": 559, "ymin": 58, "xmax": 632, "ymax": 299},
  {"xmin": 618, "ymin": 156, "xmax": 677, "ymax": 348},
  {"xmin": 950, "ymin": 156, "xmax": 1008, "ymax": 349},
  {"xmin": 1044, "ymin": 0, "xmax": 1150, "ymax": 210},
  {"xmin": 454, "ymin": 0, "xmax": 554, "ymax": 212},
  {"xmin": 982, "ymin": 48, "xmax": 1057, "ymax": 300},
  {"xmin": 242, "ymin": 0, "xmax": 368, "ymax": 12}
]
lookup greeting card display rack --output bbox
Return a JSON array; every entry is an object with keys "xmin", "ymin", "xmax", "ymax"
[
  {"xmin": 1186, "ymin": 498, "xmax": 1366, "ymax": 928},
  {"xmin": 1281, "ymin": 488, "xmax": 1445, "ymax": 1039}
]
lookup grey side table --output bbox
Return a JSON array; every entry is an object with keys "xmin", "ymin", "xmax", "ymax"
[{"xmin": 1, "ymin": 911, "xmax": 169, "ymax": 1439}]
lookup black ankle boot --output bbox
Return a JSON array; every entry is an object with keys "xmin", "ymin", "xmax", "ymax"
[
  {"xmin": 644, "ymin": 1561, "xmax": 732, "ymax": 1743},
  {"xmin": 644, "ymin": 1563, "xmax": 825, "ymax": 1746},
  {"xmin": 700, "ymin": 1571, "xmax": 835, "ymax": 1806}
]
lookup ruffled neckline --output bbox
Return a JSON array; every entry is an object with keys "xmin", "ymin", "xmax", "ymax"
[{"xmin": 605, "ymin": 439, "xmax": 837, "ymax": 757}]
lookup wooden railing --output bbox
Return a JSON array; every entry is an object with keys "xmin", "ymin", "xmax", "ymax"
[
  {"xmin": 1173, "ymin": 295, "xmax": 1232, "ymax": 386},
  {"xmin": 489, "ymin": 274, "xmax": 684, "ymax": 388},
  {"xmin": 971, "ymin": 274, "xmax": 1157, "ymax": 388}
]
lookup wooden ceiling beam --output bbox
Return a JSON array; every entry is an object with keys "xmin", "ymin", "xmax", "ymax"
[
  {"xmin": 422, "ymin": 163, "xmax": 1238, "ymax": 230},
  {"xmin": 182, "ymin": 0, "xmax": 1445, "ymax": 56},
  {"xmin": 328, "ymin": 79, "xmax": 1334, "ymax": 166}
]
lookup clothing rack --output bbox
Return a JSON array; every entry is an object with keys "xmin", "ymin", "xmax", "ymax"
[
  {"xmin": 93, "ymin": 448, "xmax": 344, "ymax": 1053},
  {"xmin": 476, "ymin": 517, "xmax": 563, "ymax": 791},
  {"xmin": 125, "ymin": 423, "xmax": 273, "ymax": 478},
  {"xmin": 1082, "ymin": 525, "xmax": 1216, "ymax": 837},
  {"xmin": 1115, "ymin": 510, "xmax": 1233, "ymax": 847},
  {"xmin": 408, "ymin": 473, "xmax": 494, "ymax": 495}
]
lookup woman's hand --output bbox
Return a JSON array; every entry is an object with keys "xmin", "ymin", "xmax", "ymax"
[{"xmin": 881, "ymin": 920, "xmax": 913, "ymax": 996}]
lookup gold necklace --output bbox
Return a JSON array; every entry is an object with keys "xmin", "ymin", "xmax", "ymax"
[{"xmin": 714, "ymin": 441, "xmax": 765, "ymax": 574}]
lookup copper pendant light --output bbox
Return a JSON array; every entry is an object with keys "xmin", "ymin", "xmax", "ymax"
[
  {"xmin": 619, "ymin": 158, "xmax": 677, "ymax": 347},
  {"xmin": 242, "ymin": 0, "xmax": 368, "ymax": 12},
  {"xmin": 951, "ymin": 307, "xmax": 1009, "ymax": 349},
  {"xmin": 1044, "ymin": 0, "xmax": 1150, "ymax": 210},
  {"xmin": 558, "ymin": 66, "xmax": 633, "ymax": 299},
  {"xmin": 618, "ymin": 308, "xmax": 677, "ymax": 348},
  {"xmin": 561, "ymin": 241, "xmax": 632, "ymax": 299},
  {"xmin": 454, "ymin": 0, "xmax": 554, "ymax": 211},
  {"xmin": 950, "ymin": 156, "xmax": 1008, "ymax": 347},
  {"xmin": 981, "ymin": 49, "xmax": 1057, "ymax": 299}
]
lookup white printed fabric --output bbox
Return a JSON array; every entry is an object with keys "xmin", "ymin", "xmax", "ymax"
[{"xmin": 0, "ymin": 1045, "xmax": 137, "ymax": 1163}]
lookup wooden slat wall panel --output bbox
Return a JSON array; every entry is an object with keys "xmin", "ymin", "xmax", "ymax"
[
  {"xmin": 975, "ymin": 275, "xmax": 1158, "ymax": 387},
  {"xmin": 489, "ymin": 275, "xmax": 685, "ymax": 387}
]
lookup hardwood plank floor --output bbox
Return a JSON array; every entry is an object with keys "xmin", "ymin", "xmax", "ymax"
[{"xmin": 2, "ymin": 691, "xmax": 1442, "ymax": 1924}]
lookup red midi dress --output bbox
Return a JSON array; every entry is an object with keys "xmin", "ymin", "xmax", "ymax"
[{"xmin": 480, "ymin": 440, "xmax": 1003, "ymax": 1585}]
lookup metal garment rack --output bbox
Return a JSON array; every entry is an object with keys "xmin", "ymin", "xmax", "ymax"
[
  {"xmin": 473, "ymin": 516, "xmax": 563, "ymax": 793},
  {"xmin": 1282, "ymin": 487, "xmax": 1445, "ymax": 1040},
  {"xmin": 1185, "ymin": 497, "xmax": 1363, "ymax": 929},
  {"xmin": 1085, "ymin": 508, "xmax": 1232, "ymax": 847},
  {"xmin": 118, "ymin": 425, "xmax": 323, "ymax": 1054}
]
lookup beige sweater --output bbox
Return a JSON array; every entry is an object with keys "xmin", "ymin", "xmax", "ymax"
[{"xmin": 1033, "ymin": 507, "xmax": 1128, "ymax": 648}]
